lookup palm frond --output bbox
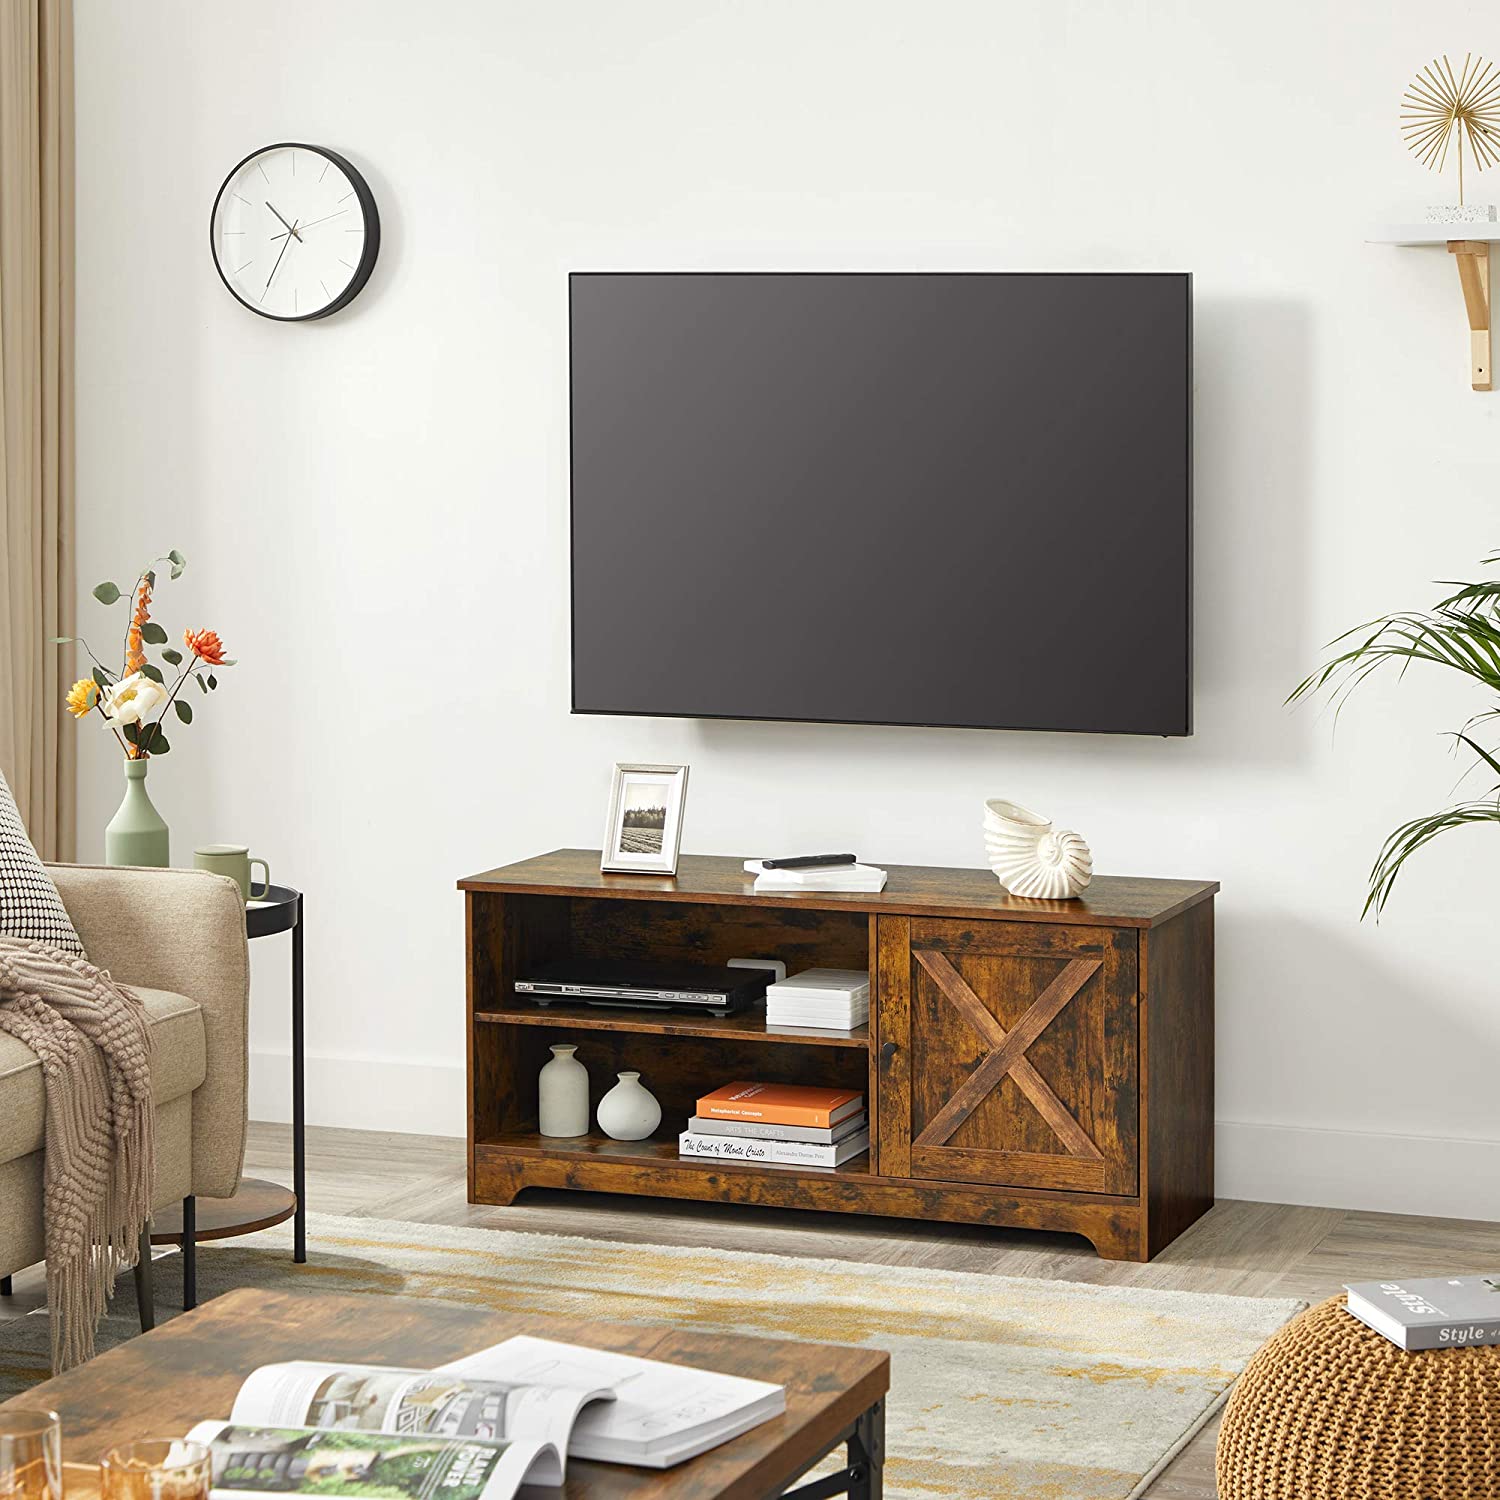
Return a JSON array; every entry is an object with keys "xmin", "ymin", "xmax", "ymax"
[
  {"xmin": 1287, "ymin": 609, "xmax": 1500, "ymax": 706},
  {"xmin": 1435, "ymin": 551, "xmax": 1500, "ymax": 612},
  {"xmin": 1453, "ymin": 732, "xmax": 1500, "ymax": 785},
  {"xmin": 1290, "ymin": 554, "xmax": 1500, "ymax": 917},
  {"xmin": 1364, "ymin": 799, "xmax": 1500, "ymax": 917}
]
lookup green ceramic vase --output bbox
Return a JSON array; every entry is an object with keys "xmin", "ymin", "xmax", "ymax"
[{"xmin": 105, "ymin": 758, "xmax": 169, "ymax": 867}]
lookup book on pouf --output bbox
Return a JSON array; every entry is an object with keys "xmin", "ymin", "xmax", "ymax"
[{"xmin": 1345, "ymin": 1274, "xmax": 1500, "ymax": 1350}]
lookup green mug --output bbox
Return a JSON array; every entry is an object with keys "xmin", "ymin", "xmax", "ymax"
[{"xmin": 194, "ymin": 843, "xmax": 271, "ymax": 902}]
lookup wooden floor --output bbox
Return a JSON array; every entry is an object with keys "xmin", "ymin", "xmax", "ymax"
[{"xmin": 10, "ymin": 1122, "xmax": 1500, "ymax": 1497}]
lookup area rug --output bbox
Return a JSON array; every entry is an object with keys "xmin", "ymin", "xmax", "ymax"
[{"xmin": 0, "ymin": 1212, "xmax": 1301, "ymax": 1499}]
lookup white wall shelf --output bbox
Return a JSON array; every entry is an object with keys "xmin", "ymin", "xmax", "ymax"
[
  {"xmin": 1368, "ymin": 224, "xmax": 1500, "ymax": 246},
  {"xmin": 1369, "ymin": 226, "xmax": 1495, "ymax": 389}
]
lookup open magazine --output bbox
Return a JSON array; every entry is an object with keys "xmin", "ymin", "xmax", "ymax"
[
  {"xmin": 439, "ymin": 1336, "xmax": 786, "ymax": 1467},
  {"xmin": 180, "ymin": 1341, "xmax": 785, "ymax": 1500}
]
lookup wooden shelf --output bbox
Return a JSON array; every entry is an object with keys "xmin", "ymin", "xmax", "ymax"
[
  {"xmin": 478, "ymin": 1128, "xmax": 872, "ymax": 1178},
  {"xmin": 475, "ymin": 1002, "xmax": 870, "ymax": 1050},
  {"xmin": 1369, "ymin": 226, "xmax": 1495, "ymax": 389}
]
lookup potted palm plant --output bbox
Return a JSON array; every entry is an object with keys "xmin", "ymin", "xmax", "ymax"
[{"xmin": 1289, "ymin": 552, "xmax": 1500, "ymax": 916}]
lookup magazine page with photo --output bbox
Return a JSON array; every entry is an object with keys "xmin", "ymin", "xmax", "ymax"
[
  {"xmin": 228, "ymin": 1362, "xmax": 614, "ymax": 1483},
  {"xmin": 185, "ymin": 1422, "xmax": 557, "ymax": 1500}
]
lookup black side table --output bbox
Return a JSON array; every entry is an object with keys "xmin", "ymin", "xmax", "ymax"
[
  {"xmin": 151, "ymin": 884, "xmax": 305, "ymax": 1309},
  {"xmin": 246, "ymin": 884, "xmax": 306, "ymax": 1263}
]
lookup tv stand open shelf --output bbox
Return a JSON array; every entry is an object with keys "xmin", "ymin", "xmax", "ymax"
[{"xmin": 460, "ymin": 850, "xmax": 1218, "ymax": 1262}]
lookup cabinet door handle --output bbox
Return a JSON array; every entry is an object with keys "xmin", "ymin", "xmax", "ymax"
[{"xmin": 881, "ymin": 1040, "xmax": 898, "ymax": 1061}]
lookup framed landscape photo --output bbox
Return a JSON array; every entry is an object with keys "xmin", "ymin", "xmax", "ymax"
[{"xmin": 601, "ymin": 762, "xmax": 690, "ymax": 875}]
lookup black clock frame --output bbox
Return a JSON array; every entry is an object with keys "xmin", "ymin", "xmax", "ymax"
[{"xmin": 209, "ymin": 143, "xmax": 381, "ymax": 322}]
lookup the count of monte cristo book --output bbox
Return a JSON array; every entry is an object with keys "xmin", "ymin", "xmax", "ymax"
[
  {"xmin": 697, "ymin": 1081, "xmax": 864, "ymax": 1128},
  {"xmin": 1344, "ymin": 1274, "xmax": 1500, "ymax": 1350},
  {"xmin": 171, "ymin": 1337, "xmax": 784, "ymax": 1500}
]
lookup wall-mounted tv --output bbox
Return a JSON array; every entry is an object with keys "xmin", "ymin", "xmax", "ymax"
[{"xmin": 570, "ymin": 271, "xmax": 1192, "ymax": 736}]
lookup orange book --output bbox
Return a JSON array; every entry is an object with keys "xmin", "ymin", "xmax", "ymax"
[{"xmin": 697, "ymin": 1081, "xmax": 865, "ymax": 1128}]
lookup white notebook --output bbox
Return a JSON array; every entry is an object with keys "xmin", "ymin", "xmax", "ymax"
[{"xmin": 745, "ymin": 861, "xmax": 887, "ymax": 886}]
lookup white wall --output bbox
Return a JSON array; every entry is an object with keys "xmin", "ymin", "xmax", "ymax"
[{"xmin": 72, "ymin": 0, "xmax": 1500, "ymax": 1221}]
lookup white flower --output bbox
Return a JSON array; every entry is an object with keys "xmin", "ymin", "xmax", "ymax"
[{"xmin": 101, "ymin": 672, "xmax": 169, "ymax": 726}]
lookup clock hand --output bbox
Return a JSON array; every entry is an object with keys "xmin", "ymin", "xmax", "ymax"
[
  {"xmin": 265, "ymin": 202, "xmax": 303, "ymax": 242},
  {"xmin": 265, "ymin": 221, "xmax": 298, "ymax": 290},
  {"xmin": 295, "ymin": 209, "xmax": 349, "ymax": 231}
]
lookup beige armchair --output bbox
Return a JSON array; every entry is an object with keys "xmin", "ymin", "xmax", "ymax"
[{"xmin": 0, "ymin": 865, "xmax": 250, "ymax": 1322}]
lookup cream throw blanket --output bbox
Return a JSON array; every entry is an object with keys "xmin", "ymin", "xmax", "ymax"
[{"xmin": 0, "ymin": 936, "xmax": 154, "ymax": 1370}]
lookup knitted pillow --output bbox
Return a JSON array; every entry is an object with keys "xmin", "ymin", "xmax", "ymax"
[{"xmin": 0, "ymin": 767, "xmax": 84, "ymax": 955}]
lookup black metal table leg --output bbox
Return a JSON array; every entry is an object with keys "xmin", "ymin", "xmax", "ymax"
[
  {"xmin": 133, "ymin": 1222, "xmax": 155, "ymax": 1331},
  {"xmin": 851, "ymin": 1399, "xmax": 884, "ymax": 1499},
  {"xmin": 292, "ymin": 892, "xmax": 306, "ymax": 1263},
  {"xmin": 0, "ymin": 1275, "xmax": 12, "ymax": 1296},
  {"xmin": 181, "ymin": 1196, "xmax": 197, "ymax": 1309},
  {"xmin": 781, "ymin": 1399, "xmax": 885, "ymax": 1500}
]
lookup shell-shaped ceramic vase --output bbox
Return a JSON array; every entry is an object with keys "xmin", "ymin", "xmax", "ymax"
[{"xmin": 982, "ymin": 799, "xmax": 1093, "ymax": 900}]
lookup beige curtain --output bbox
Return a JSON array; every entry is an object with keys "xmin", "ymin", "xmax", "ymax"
[{"xmin": 0, "ymin": 0, "xmax": 74, "ymax": 860}]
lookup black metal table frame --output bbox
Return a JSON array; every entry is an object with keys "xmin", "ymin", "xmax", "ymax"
[
  {"xmin": 782, "ymin": 1398, "xmax": 885, "ymax": 1500},
  {"xmin": 170, "ymin": 886, "xmax": 305, "ymax": 1312},
  {"xmin": 244, "ymin": 884, "xmax": 306, "ymax": 1265}
]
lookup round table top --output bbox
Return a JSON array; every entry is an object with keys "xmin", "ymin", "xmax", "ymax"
[
  {"xmin": 149, "ymin": 1177, "xmax": 297, "ymax": 1244},
  {"xmin": 246, "ymin": 883, "xmax": 301, "ymax": 938}
]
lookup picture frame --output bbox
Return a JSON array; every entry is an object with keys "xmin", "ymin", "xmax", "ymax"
[{"xmin": 601, "ymin": 762, "xmax": 690, "ymax": 876}]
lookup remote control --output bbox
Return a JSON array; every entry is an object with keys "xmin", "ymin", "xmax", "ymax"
[{"xmin": 760, "ymin": 853, "xmax": 858, "ymax": 870}]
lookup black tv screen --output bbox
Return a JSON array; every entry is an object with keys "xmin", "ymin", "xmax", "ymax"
[{"xmin": 570, "ymin": 272, "xmax": 1191, "ymax": 735}]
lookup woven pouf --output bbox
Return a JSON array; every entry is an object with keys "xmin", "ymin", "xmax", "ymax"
[{"xmin": 1217, "ymin": 1295, "xmax": 1500, "ymax": 1498}]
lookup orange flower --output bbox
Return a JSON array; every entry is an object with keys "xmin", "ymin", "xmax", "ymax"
[
  {"xmin": 184, "ymin": 628, "xmax": 228, "ymax": 665},
  {"xmin": 64, "ymin": 678, "xmax": 98, "ymax": 718},
  {"xmin": 126, "ymin": 577, "xmax": 153, "ymax": 674}
]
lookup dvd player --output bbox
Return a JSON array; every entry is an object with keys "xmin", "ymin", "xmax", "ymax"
[{"xmin": 514, "ymin": 958, "xmax": 773, "ymax": 1017}]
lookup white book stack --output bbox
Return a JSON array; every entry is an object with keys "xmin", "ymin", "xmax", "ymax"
[
  {"xmin": 745, "ymin": 860, "xmax": 889, "ymax": 893},
  {"xmin": 766, "ymin": 968, "xmax": 870, "ymax": 1031}
]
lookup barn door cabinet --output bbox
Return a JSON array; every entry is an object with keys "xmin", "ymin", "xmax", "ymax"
[{"xmin": 462, "ymin": 851, "xmax": 1217, "ymax": 1262}]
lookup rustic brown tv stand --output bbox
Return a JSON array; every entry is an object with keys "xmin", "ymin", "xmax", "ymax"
[{"xmin": 460, "ymin": 851, "xmax": 1217, "ymax": 1261}]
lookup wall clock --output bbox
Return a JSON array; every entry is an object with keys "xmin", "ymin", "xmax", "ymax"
[{"xmin": 210, "ymin": 143, "xmax": 380, "ymax": 321}]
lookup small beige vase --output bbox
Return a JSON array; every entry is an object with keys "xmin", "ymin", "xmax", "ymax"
[{"xmin": 538, "ymin": 1044, "xmax": 590, "ymax": 1137}]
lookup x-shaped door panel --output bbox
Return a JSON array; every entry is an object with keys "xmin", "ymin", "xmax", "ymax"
[
  {"xmin": 874, "ymin": 917, "xmax": 1139, "ymax": 1196},
  {"xmin": 912, "ymin": 949, "xmax": 1103, "ymax": 1159}
]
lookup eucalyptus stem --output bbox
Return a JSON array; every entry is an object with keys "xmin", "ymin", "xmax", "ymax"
[{"xmin": 137, "ymin": 652, "xmax": 200, "ymax": 756}]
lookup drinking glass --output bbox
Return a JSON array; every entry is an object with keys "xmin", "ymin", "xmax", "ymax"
[
  {"xmin": 99, "ymin": 1442, "xmax": 210, "ymax": 1500},
  {"xmin": 0, "ymin": 1410, "xmax": 61, "ymax": 1500}
]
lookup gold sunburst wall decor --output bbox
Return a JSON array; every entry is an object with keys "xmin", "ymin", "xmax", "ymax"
[{"xmin": 1402, "ymin": 53, "xmax": 1500, "ymax": 205}]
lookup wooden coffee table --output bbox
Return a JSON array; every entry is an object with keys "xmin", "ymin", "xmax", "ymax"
[{"xmin": 2, "ymin": 1288, "xmax": 888, "ymax": 1500}]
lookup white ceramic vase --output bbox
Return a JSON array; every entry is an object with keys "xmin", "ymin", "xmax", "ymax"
[
  {"xmin": 538, "ymin": 1044, "xmax": 590, "ymax": 1138},
  {"xmin": 982, "ymin": 798, "xmax": 1093, "ymax": 900},
  {"xmin": 596, "ymin": 1071, "xmax": 662, "ymax": 1141}
]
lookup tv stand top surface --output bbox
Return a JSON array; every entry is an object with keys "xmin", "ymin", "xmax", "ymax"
[{"xmin": 458, "ymin": 850, "xmax": 1217, "ymax": 930}]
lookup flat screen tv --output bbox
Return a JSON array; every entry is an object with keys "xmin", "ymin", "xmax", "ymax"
[{"xmin": 570, "ymin": 272, "xmax": 1191, "ymax": 735}]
